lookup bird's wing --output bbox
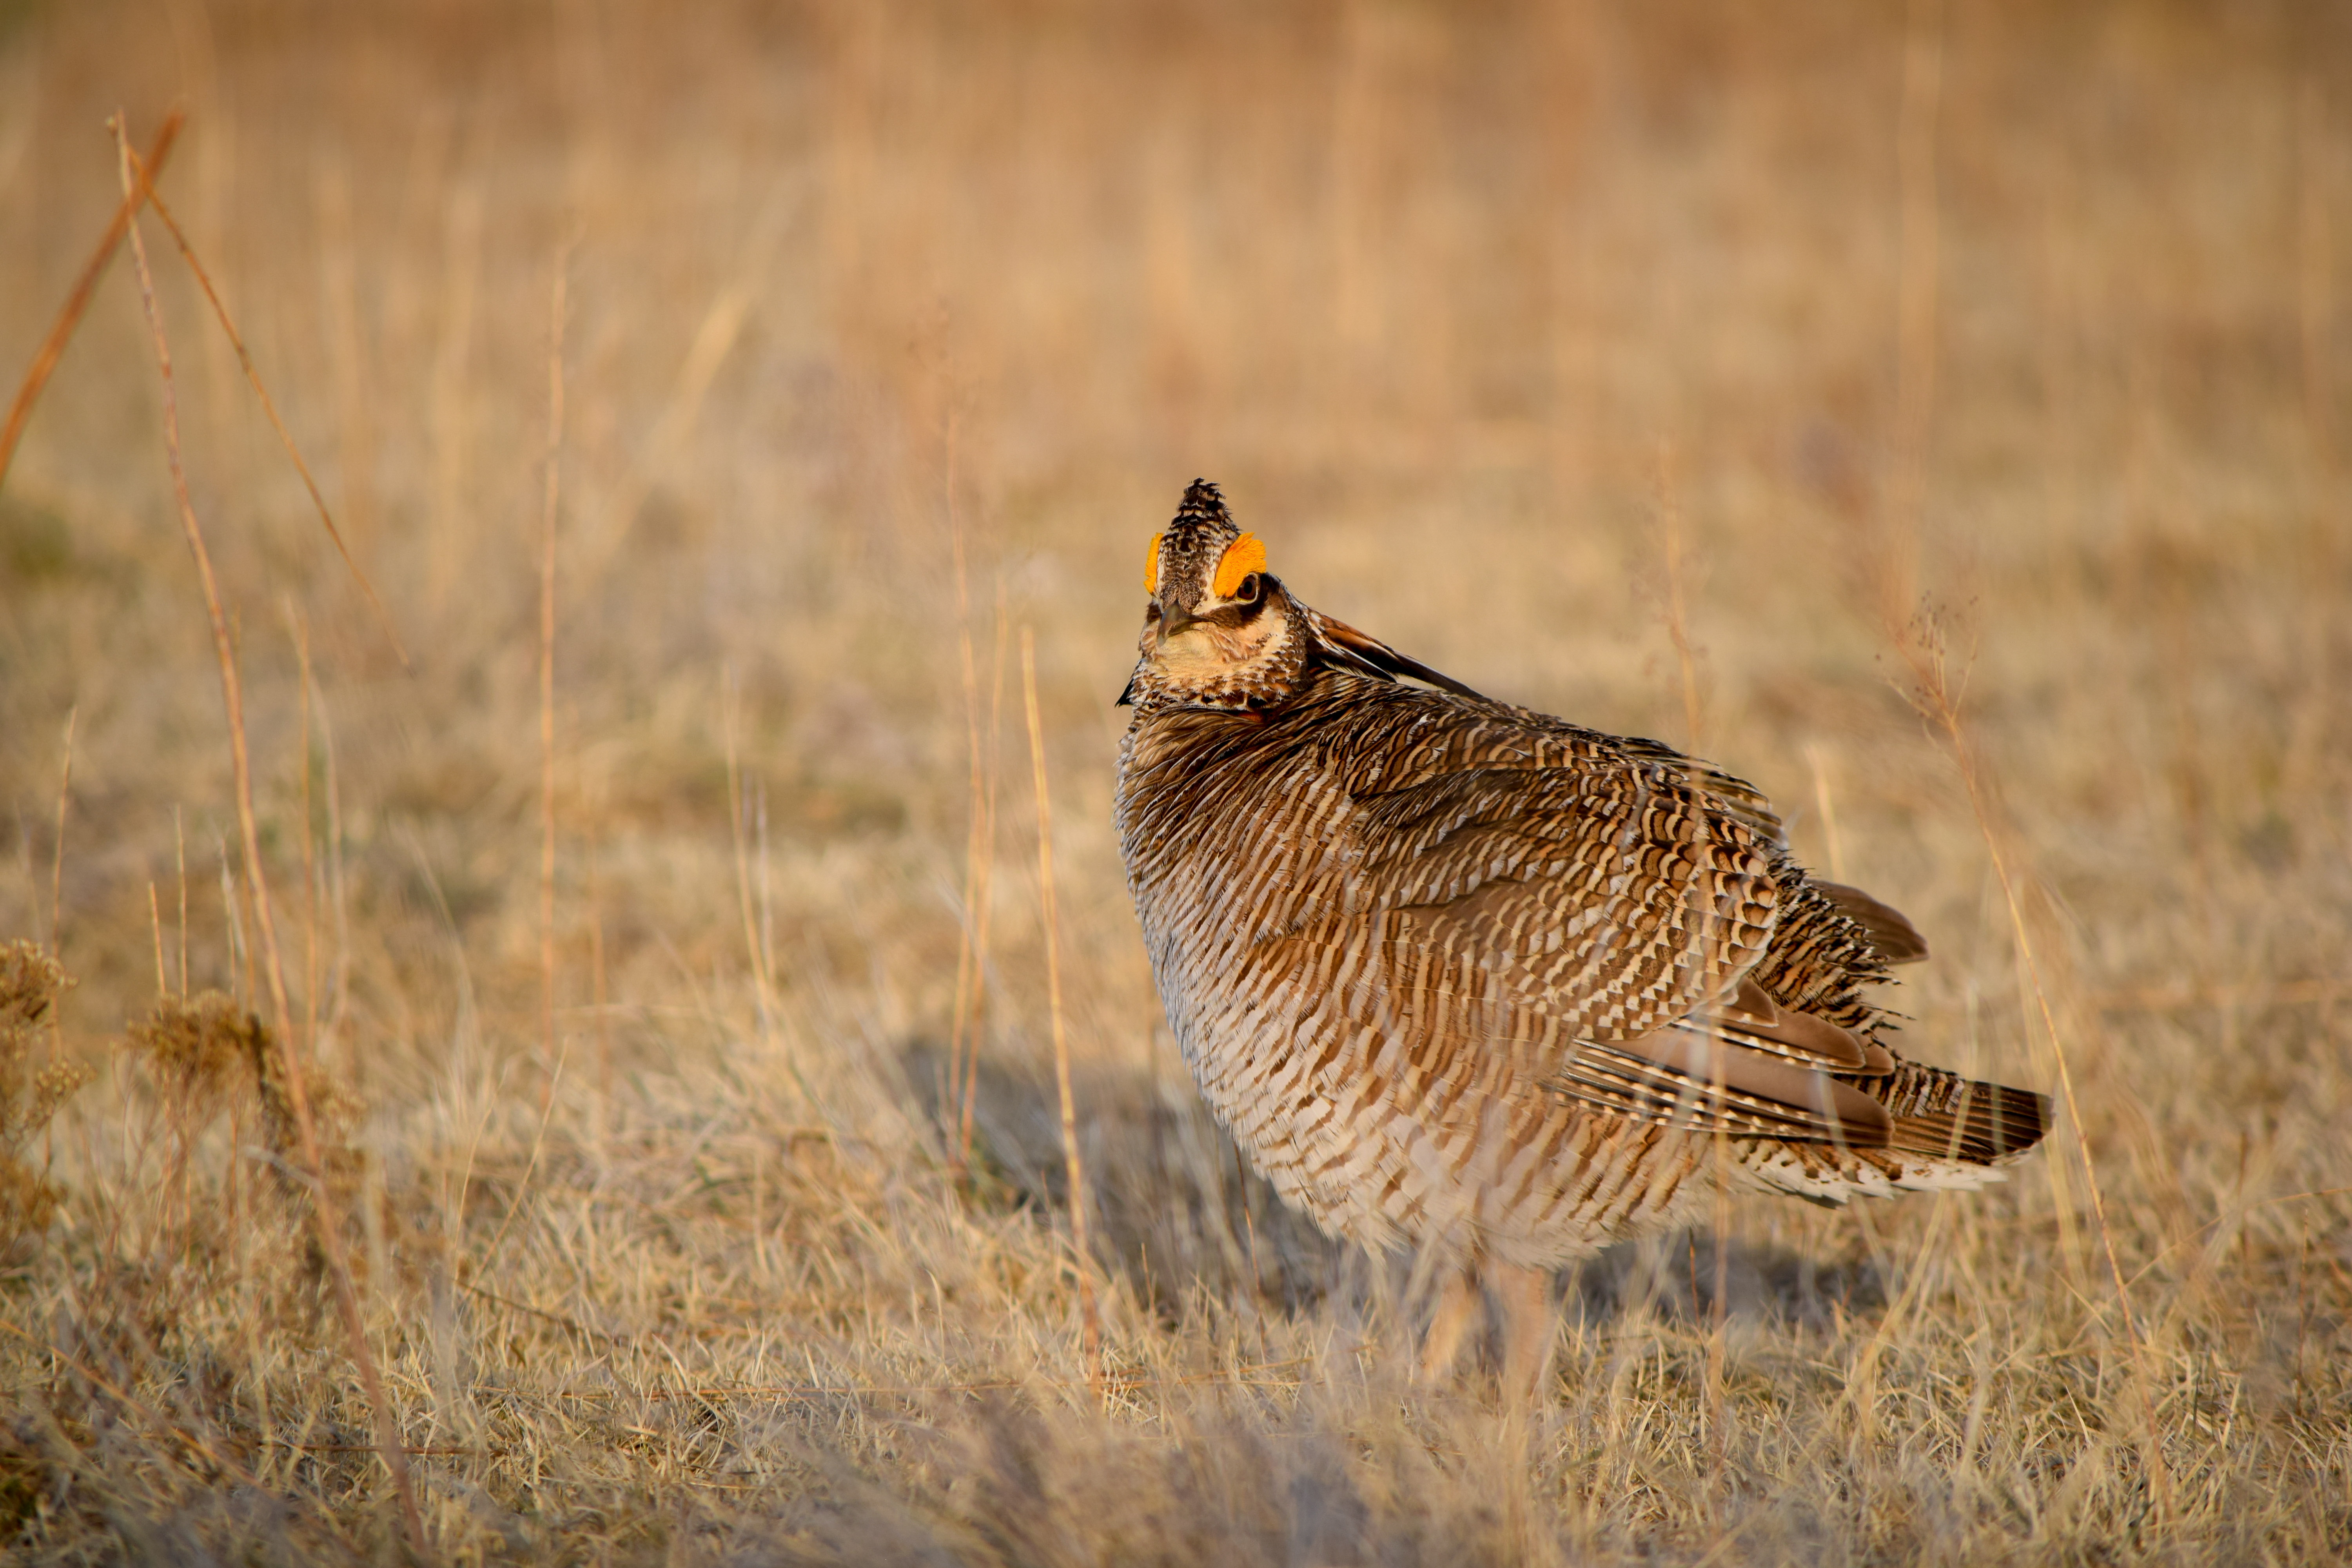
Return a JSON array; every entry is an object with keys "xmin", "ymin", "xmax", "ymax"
[{"xmin": 1258, "ymin": 751, "xmax": 1898, "ymax": 1146}]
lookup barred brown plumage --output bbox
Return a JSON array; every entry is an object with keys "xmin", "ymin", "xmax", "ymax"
[{"xmin": 1114, "ymin": 478, "xmax": 2050, "ymax": 1390}]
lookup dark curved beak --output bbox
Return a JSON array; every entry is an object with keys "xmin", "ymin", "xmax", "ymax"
[
  {"xmin": 1122, "ymin": 601, "xmax": 1200, "ymax": 706},
  {"xmin": 1154, "ymin": 606, "xmax": 1202, "ymax": 644}
]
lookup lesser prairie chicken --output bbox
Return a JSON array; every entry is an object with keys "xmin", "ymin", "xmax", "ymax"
[{"xmin": 1114, "ymin": 479, "xmax": 2049, "ymax": 1387}]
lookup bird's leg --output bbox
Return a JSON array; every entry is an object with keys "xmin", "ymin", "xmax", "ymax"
[
  {"xmin": 1416, "ymin": 1266, "xmax": 1481, "ymax": 1384},
  {"xmin": 1490, "ymin": 1261, "xmax": 1559, "ymax": 1401}
]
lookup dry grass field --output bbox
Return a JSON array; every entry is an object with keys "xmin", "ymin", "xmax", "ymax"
[{"xmin": 0, "ymin": 0, "xmax": 2347, "ymax": 1561}]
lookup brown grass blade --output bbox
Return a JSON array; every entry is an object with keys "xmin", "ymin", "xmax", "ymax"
[
  {"xmin": 108, "ymin": 112, "xmax": 432, "ymax": 1563},
  {"xmin": 961, "ymin": 582, "xmax": 1009, "ymax": 1165},
  {"xmin": 539, "ymin": 245, "xmax": 568, "ymax": 1079},
  {"xmin": 478, "ymin": 244, "xmax": 575, "ymax": 1274},
  {"xmin": 946, "ymin": 427, "xmax": 982, "ymax": 1163},
  {"xmin": 1024, "ymin": 626, "xmax": 1101, "ymax": 1405},
  {"xmin": 1891, "ymin": 609, "xmax": 2172, "ymax": 1520},
  {"xmin": 0, "ymin": 113, "xmax": 182, "ymax": 493},
  {"xmin": 944, "ymin": 425, "xmax": 1002, "ymax": 1171},
  {"xmin": 122, "ymin": 141, "xmax": 410, "ymax": 667}
]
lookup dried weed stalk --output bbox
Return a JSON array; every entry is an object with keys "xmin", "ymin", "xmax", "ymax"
[
  {"xmin": 109, "ymin": 112, "xmax": 426, "ymax": 1557},
  {"xmin": 0, "ymin": 943, "xmax": 89, "ymax": 1249},
  {"xmin": 0, "ymin": 115, "xmax": 181, "ymax": 491}
]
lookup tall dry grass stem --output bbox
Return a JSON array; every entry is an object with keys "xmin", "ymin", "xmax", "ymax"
[
  {"xmin": 315, "ymin": 162, "xmax": 375, "ymax": 561},
  {"xmin": 308, "ymin": 655, "xmax": 355, "ymax": 1063},
  {"xmin": 172, "ymin": 808, "xmax": 188, "ymax": 998},
  {"xmin": 290, "ymin": 609, "xmax": 318, "ymax": 1053},
  {"xmin": 946, "ymin": 429, "xmax": 986, "ymax": 1167},
  {"xmin": 108, "ymin": 113, "xmax": 430, "ymax": 1562},
  {"xmin": 147, "ymin": 884, "xmax": 167, "ymax": 998},
  {"xmin": 1889, "ymin": 0, "xmax": 1944, "ymax": 566},
  {"xmin": 45, "ymin": 706, "xmax": 74, "ymax": 1067},
  {"xmin": 960, "ymin": 585, "xmax": 1009, "ymax": 1165},
  {"xmin": 1804, "ymin": 744, "xmax": 1847, "ymax": 881},
  {"xmin": 2298, "ymin": 76, "xmax": 2336, "ymax": 498},
  {"xmin": 1233, "ymin": 1138, "xmax": 1263, "ymax": 1299},
  {"xmin": 1652, "ymin": 442, "xmax": 1726, "ymax": 1481},
  {"xmin": 0, "ymin": 113, "xmax": 181, "ymax": 491},
  {"xmin": 122, "ymin": 138, "xmax": 408, "ymax": 666},
  {"xmin": 484, "ymin": 248, "xmax": 576, "ymax": 1268},
  {"xmin": 1653, "ymin": 438, "xmax": 1706, "ymax": 753},
  {"xmin": 539, "ymin": 244, "xmax": 569, "ymax": 1080},
  {"xmin": 1882, "ymin": 0, "xmax": 2164, "ymax": 1510},
  {"xmin": 214, "ymin": 840, "xmax": 249, "ymax": 1009},
  {"xmin": 1024, "ymin": 626, "xmax": 1101, "ymax": 1403},
  {"xmin": 724, "ymin": 673, "xmax": 780, "ymax": 1039},
  {"xmin": 1894, "ymin": 612, "xmax": 2171, "ymax": 1519},
  {"xmin": 588, "ymin": 842, "xmax": 611, "ymax": 1137}
]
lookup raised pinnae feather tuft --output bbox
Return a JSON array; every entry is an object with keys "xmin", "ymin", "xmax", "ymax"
[{"xmin": 1176, "ymin": 477, "xmax": 1228, "ymax": 524}]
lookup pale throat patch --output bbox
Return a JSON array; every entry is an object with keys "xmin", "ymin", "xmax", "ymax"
[{"xmin": 1155, "ymin": 613, "xmax": 1287, "ymax": 681}]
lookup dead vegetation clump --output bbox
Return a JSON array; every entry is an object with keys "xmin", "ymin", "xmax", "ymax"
[
  {"xmin": 124, "ymin": 988, "xmax": 255, "ymax": 1111},
  {"xmin": 123, "ymin": 989, "xmax": 363, "ymax": 1232},
  {"xmin": 0, "ymin": 942, "xmax": 87, "ymax": 1250}
]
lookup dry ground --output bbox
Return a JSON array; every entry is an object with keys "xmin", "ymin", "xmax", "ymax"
[{"xmin": 0, "ymin": 1, "xmax": 2347, "ymax": 1562}]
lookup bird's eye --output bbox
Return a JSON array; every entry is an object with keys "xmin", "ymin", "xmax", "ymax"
[{"xmin": 1232, "ymin": 573, "xmax": 1263, "ymax": 604}]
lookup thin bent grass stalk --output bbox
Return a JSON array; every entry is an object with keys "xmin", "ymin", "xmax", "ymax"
[
  {"xmin": 108, "ymin": 112, "xmax": 431, "ymax": 1564},
  {"xmin": 1895, "ymin": 616, "xmax": 2174, "ymax": 1518},
  {"xmin": 947, "ymin": 415, "xmax": 985, "ymax": 1168},
  {"xmin": 122, "ymin": 140, "xmax": 408, "ymax": 667},
  {"xmin": 0, "ymin": 113, "xmax": 182, "ymax": 491},
  {"xmin": 483, "ymin": 245, "xmax": 577, "ymax": 1273},
  {"xmin": 961, "ymin": 582, "xmax": 1009, "ymax": 1167},
  {"xmin": 1024, "ymin": 625, "xmax": 1102, "ymax": 1405}
]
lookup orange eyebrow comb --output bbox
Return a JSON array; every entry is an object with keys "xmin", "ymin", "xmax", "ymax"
[{"xmin": 1212, "ymin": 534, "xmax": 1267, "ymax": 599}]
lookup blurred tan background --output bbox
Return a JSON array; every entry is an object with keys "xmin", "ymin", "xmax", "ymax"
[
  {"xmin": 0, "ymin": 2, "xmax": 2347, "ymax": 1561},
  {"xmin": 5, "ymin": 0, "xmax": 2342, "ymax": 1050}
]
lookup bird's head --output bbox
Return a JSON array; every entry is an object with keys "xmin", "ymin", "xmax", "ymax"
[
  {"xmin": 1118, "ymin": 479, "xmax": 1490, "ymax": 714},
  {"xmin": 1122, "ymin": 479, "xmax": 1309, "ymax": 712}
]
